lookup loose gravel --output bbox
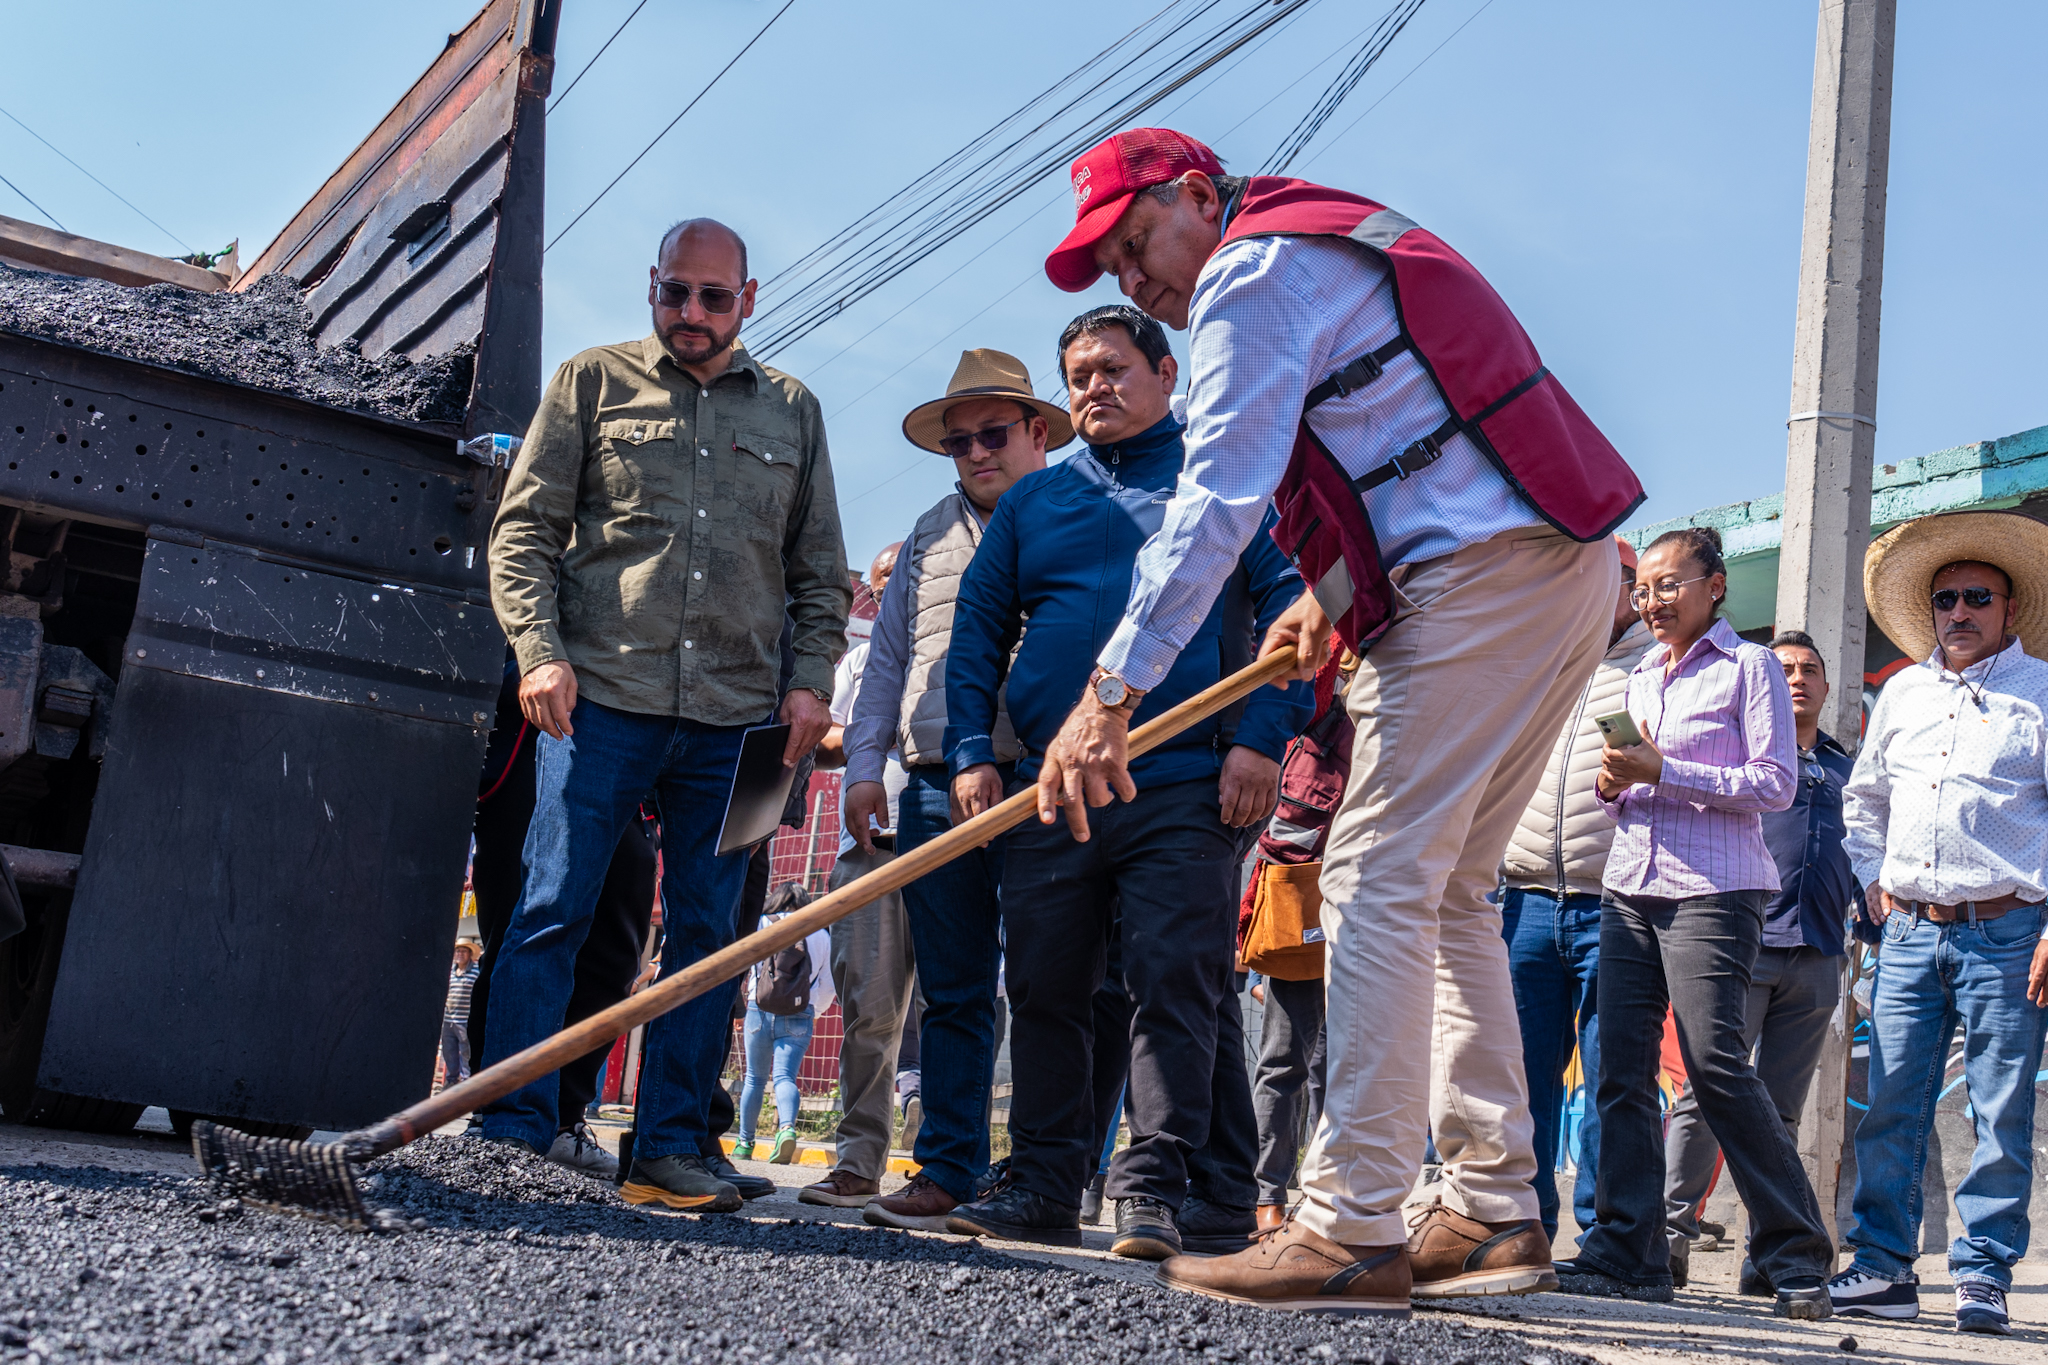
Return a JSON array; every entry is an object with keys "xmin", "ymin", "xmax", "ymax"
[
  {"xmin": 0, "ymin": 1138, "xmax": 1590, "ymax": 1365},
  {"xmin": 0, "ymin": 264, "xmax": 473, "ymax": 425}
]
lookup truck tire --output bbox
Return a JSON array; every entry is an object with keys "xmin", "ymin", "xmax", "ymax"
[{"xmin": 0, "ymin": 888, "xmax": 141, "ymax": 1133}]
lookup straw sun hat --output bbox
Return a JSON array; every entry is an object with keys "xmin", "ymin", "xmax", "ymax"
[
  {"xmin": 901, "ymin": 349, "xmax": 1075, "ymax": 455},
  {"xmin": 1863, "ymin": 510, "xmax": 2048, "ymax": 663}
]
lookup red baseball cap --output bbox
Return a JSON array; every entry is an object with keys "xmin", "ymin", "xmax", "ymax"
[{"xmin": 1044, "ymin": 128, "xmax": 1224, "ymax": 293}]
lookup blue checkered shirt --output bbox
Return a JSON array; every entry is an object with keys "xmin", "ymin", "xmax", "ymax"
[{"xmin": 1098, "ymin": 232, "xmax": 1537, "ymax": 685}]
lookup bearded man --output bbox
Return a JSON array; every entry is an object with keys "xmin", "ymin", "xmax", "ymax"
[{"xmin": 480, "ymin": 218, "xmax": 849, "ymax": 1212}]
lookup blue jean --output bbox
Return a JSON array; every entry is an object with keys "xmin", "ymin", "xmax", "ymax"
[
  {"xmin": 739, "ymin": 1004, "xmax": 814, "ymax": 1141},
  {"xmin": 896, "ymin": 764, "xmax": 1006, "ymax": 1202},
  {"xmin": 1847, "ymin": 904, "xmax": 2048, "ymax": 1289},
  {"xmin": 1501, "ymin": 888, "xmax": 1602, "ymax": 1242},
  {"xmin": 477, "ymin": 698, "xmax": 751, "ymax": 1159}
]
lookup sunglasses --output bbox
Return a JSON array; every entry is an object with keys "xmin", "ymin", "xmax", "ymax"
[
  {"xmin": 1932, "ymin": 586, "xmax": 2005, "ymax": 611},
  {"xmin": 652, "ymin": 279, "xmax": 740, "ymax": 314},
  {"xmin": 937, "ymin": 417, "xmax": 1026, "ymax": 461}
]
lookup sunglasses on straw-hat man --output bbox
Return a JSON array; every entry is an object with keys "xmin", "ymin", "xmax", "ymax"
[
  {"xmin": 902, "ymin": 349, "xmax": 1075, "ymax": 459},
  {"xmin": 1864, "ymin": 510, "xmax": 2048, "ymax": 666}
]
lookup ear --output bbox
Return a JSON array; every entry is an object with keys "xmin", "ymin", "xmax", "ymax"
[
  {"xmin": 1710, "ymin": 571, "xmax": 1727, "ymax": 603},
  {"xmin": 1157, "ymin": 353, "xmax": 1179, "ymax": 394},
  {"xmin": 1186, "ymin": 172, "xmax": 1224, "ymax": 224},
  {"xmin": 739, "ymin": 278, "xmax": 758, "ymax": 320}
]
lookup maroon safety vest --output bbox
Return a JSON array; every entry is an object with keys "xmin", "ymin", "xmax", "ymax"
[{"xmin": 1220, "ymin": 177, "xmax": 1644, "ymax": 653}]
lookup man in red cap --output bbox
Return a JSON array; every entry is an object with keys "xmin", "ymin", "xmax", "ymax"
[{"xmin": 1033, "ymin": 128, "xmax": 1642, "ymax": 1313}]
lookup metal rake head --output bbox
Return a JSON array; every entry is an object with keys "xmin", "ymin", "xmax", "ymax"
[{"xmin": 191, "ymin": 1121, "xmax": 400, "ymax": 1231}]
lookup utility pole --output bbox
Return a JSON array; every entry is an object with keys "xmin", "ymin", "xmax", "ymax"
[{"xmin": 1776, "ymin": 0, "xmax": 1895, "ymax": 1254}]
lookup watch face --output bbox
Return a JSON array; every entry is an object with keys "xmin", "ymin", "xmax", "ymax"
[{"xmin": 1095, "ymin": 674, "xmax": 1128, "ymax": 708}]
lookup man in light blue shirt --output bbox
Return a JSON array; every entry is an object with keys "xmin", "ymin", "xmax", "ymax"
[{"xmin": 1035, "ymin": 128, "xmax": 1623, "ymax": 1313}]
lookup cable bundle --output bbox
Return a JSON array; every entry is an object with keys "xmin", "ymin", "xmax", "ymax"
[{"xmin": 746, "ymin": 0, "xmax": 1322, "ymax": 361}]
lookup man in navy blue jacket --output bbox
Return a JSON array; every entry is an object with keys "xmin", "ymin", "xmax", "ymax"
[{"xmin": 942, "ymin": 305, "xmax": 1311, "ymax": 1255}]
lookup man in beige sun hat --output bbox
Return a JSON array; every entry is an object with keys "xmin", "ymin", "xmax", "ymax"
[
  {"xmin": 797, "ymin": 349, "xmax": 1071, "ymax": 1227},
  {"xmin": 1832, "ymin": 510, "xmax": 2048, "ymax": 1334}
]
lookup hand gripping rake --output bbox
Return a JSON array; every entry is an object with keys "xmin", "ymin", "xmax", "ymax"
[{"xmin": 193, "ymin": 648, "xmax": 1301, "ymax": 1228}]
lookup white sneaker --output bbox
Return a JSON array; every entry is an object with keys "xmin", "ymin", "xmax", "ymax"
[
  {"xmin": 546, "ymin": 1122, "xmax": 619, "ymax": 1181},
  {"xmin": 1826, "ymin": 1266, "xmax": 1919, "ymax": 1319},
  {"xmin": 1955, "ymin": 1280, "xmax": 2010, "ymax": 1335}
]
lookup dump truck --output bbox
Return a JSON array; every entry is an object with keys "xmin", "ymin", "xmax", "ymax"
[{"xmin": 0, "ymin": 0, "xmax": 560, "ymax": 1136}]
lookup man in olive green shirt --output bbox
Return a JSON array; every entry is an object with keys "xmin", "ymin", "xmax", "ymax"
[{"xmin": 479, "ymin": 218, "xmax": 850, "ymax": 1212}]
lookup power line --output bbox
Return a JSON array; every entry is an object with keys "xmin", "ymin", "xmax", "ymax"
[
  {"xmin": 1298, "ymin": 0, "xmax": 1500, "ymax": 173},
  {"xmin": 747, "ymin": 0, "xmax": 1327, "ymax": 360},
  {"xmin": 0, "ymin": 104, "xmax": 188, "ymax": 251},
  {"xmin": 545, "ymin": 0, "xmax": 799, "ymax": 254},
  {"xmin": 1261, "ymin": 0, "xmax": 1428, "ymax": 175},
  {"xmin": 0, "ymin": 171, "xmax": 65, "ymax": 231},
  {"xmin": 548, "ymin": 0, "xmax": 652, "ymax": 114}
]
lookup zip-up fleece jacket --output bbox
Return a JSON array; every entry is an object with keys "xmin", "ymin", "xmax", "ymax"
[
  {"xmin": 1501, "ymin": 619, "xmax": 1657, "ymax": 896},
  {"xmin": 945, "ymin": 414, "xmax": 1312, "ymax": 786}
]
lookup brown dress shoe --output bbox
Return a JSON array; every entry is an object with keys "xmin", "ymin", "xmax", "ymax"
[
  {"xmin": 1405, "ymin": 1198, "xmax": 1558, "ymax": 1298},
  {"xmin": 1256, "ymin": 1203, "xmax": 1288, "ymax": 1233},
  {"xmin": 1157, "ymin": 1215, "xmax": 1410, "ymax": 1315},
  {"xmin": 797, "ymin": 1169, "xmax": 881, "ymax": 1208},
  {"xmin": 863, "ymin": 1171, "xmax": 959, "ymax": 1232}
]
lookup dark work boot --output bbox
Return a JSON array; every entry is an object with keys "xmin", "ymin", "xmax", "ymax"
[
  {"xmin": 945, "ymin": 1186, "xmax": 1083, "ymax": 1247},
  {"xmin": 1177, "ymin": 1194, "xmax": 1258, "ymax": 1255},
  {"xmin": 1111, "ymin": 1196, "xmax": 1183, "ymax": 1261}
]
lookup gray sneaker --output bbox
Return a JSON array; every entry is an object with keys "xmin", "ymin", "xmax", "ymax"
[
  {"xmin": 621, "ymin": 1154, "xmax": 741, "ymax": 1212},
  {"xmin": 546, "ymin": 1122, "xmax": 619, "ymax": 1180}
]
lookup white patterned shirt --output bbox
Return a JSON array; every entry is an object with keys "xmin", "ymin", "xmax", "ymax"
[
  {"xmin": 1097, "ymin": 230, "xmax": 1537, "ymax": 684},
  {"xmin": 1843, "ymin": 639, "xmax": 2048, "ymax": 905}
]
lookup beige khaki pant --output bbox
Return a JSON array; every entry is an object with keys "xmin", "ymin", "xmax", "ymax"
[{"xmin": 1297, "ymin": 524, "xmax": 1618, "ymax": 1247}]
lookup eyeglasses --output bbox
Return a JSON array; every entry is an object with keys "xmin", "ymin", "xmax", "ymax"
[
  {"xmin": 1931, "ymin": 586, "xmax": 2005, "ymax": 611},
  {"xmin": 937, "ymin": 417, "xmax": 1026, "ymax": 461},
  {"xmin": 652, "ymin": 279, "xmax": 740, "ymax": 314},
  {"xmin": 1628, "ymin": 575, "xmax": 1708, "ymax": 610}
]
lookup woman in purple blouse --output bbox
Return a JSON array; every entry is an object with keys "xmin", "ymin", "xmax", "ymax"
[{"xmin": 1554, "ymin": 527, "xmax": 1835, "ymax": 1318}]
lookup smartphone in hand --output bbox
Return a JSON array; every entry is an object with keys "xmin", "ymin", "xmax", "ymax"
[{"xmin": 1595, "ymin": 711, "xmax": 1645, "ymax": 748}]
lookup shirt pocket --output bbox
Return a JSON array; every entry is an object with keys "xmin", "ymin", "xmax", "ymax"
[
  {"xmin": 595, "ymin": 418, "xmax": 679, "ymax": 511},
  {"xmin": 728, "ymin": 426, "xmax": 802, "ymax": 539}
]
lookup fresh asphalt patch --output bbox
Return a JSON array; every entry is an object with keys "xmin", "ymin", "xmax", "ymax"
[{"xmin": 0, "ymin": 1137, "xmax": 1594, "ymax": 1365}]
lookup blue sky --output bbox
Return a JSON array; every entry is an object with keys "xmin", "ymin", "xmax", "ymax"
[{"xmin": 5, "ymin": 1, "xmax": 2043, "ymax": 572}]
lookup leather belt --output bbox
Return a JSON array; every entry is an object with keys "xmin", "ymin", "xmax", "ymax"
[{"xmin": 1898, "ymin": 893, "xmax": 2040, "ymax": 924}]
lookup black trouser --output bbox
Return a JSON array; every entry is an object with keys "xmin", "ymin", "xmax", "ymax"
[
  {"xmin": 1085, "ymin": 911, "xmax": 1258, "ymax": 1208},
  {"xmin": 469, "ymin": 730, "xmax": 657, "ymax": 1136},
  {"xmin": 1252, "ymin": 973, "xmax": 1326, "ymax": 1205},
  {"xmin": 1579, "ymin": 890, "xmax": 1833, "ymax": 1287},
  {"xmin": 1003, "ymin": 777, "xmax": 1240, "ymax": 1210}
]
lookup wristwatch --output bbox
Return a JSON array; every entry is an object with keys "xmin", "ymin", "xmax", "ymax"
[
  {"xmin": 797, "ymin": 686, "xmax": 831, "ymax": 706},
  {"xmin": 1090, "ymin": 668, "xmax": 1145, "ymax": 713}
]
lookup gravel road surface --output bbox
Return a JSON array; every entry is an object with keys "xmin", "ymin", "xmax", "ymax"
[
  {"xmin": 0, "ymin": 1137, "xmax": 1587, "ymax": 1365},
  {"xmin": 0, "ymin": 264, "xmax": 473, "ymax": 425}
]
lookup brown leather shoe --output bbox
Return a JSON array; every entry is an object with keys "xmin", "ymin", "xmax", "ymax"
[
  {"xmin": 863, "ymin": 1171, "xmax": 958, "ymax": 1232},
  {"xmin": 797, "ymin": 1169, "xmax": 880, "ymax": 1208},
  {"xmin": 1157, "ymin": 1215, "xmax": 1410, "ymax": 1315},
  {"xmin": 1256, "ymin": 1203, "xmax": 1288, "ymax": 1233},
  {"xmin": 1404, "ymin": 1198, "xmax": 1558, "ymax": 1298}
]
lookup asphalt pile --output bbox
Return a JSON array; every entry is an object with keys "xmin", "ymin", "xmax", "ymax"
[
  {"xmin": 0, "ymin": 263, "xmax": 473, "ymax": 425},
  {"xmin": 0, "ymin": 1137, "xmax": 1590, "ymax": 1365}
]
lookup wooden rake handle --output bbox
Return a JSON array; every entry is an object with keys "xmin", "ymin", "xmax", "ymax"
[{"xmin": 356, "ymin": 646, "xmax": 1303, "ymax": 1156}]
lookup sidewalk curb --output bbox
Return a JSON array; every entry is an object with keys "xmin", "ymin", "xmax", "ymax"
[{"xmin": 721, "ymin": 1136, "xmax": 919, "ymax": 1175}]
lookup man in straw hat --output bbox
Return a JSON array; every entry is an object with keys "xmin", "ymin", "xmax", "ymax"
[
  {"xmin": 1031, "ymin": 129, "xmax": 1639, "ymax": 1312},
  {"xmin": 800, "ymin": 349, "xmax": 1069, "ymax": 1230},
  {"xmin": 1830, "ymin": 511, "xmax": 2048, "ymax": 1335},
  {"xmin": 941, "ymin": 304, "xmax": 1311, "ymax": 1254}
]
